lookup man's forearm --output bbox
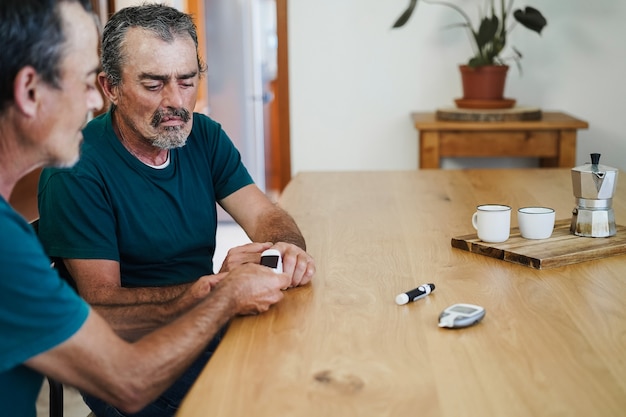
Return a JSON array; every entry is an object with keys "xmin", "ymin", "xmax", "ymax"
[
  {"xmin": 254, "ymin": 206, "xmax": 306, "ymax": 250},
  {"xmin": 82, "ymin": 282, "xmax": 202, "ymax": 341},
  {"xmin": 27, "ymin": 264, "xmax": 288, "ymax": 414}
]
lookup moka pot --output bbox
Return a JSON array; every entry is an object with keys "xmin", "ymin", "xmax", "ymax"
[{"xmin": 570, "ymin": 153, "xmax": 618, "ymax": 237}]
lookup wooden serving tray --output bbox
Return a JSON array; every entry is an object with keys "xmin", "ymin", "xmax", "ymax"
[{"xmin": 451, "ymin": 219, "xmax": 626, "ymax": 269}]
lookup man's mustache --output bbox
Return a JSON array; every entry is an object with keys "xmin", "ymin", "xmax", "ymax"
[{"xmin": 151, "ymin": 108, "xmax": 191, "ymax": 128}]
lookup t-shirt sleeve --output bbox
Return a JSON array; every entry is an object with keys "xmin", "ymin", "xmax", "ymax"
[
  {"xmin": 38, "ymin": 169, "xmax": 120, "ymax": 261},
  {"xmin": 199, "ymin": 116, "xmax": 255, "ymax": 200},
  {"xmin": 0, "ymin": 208, "xmax": 89, "ymax": 371}
]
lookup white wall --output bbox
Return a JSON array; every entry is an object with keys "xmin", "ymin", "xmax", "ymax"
[{"xmin": 289, "ymin": 0, "xmax": 626, "ymax": 173}]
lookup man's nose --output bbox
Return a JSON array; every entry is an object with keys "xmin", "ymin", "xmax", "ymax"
[{"xmin": 162, "ymin": 84, "xmax": 184, "ymax": 109}]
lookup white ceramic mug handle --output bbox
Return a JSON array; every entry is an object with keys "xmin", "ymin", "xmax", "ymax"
[{"xmin": 472, "ymin": 212, "xmax": 479, "ymax": 230}]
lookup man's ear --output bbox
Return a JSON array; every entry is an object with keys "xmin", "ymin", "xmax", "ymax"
[
  {"xmin": 13, "ymin": 66, "xmax": 41, "ymax": 117},
  {"xmin": 98, "ymin": 72, "xmax": 118, "ymax": 106}
]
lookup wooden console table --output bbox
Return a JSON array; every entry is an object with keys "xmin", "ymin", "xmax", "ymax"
[{"xmin": 412, "ymin": 111, "xmax": 589, "ymax": 169}]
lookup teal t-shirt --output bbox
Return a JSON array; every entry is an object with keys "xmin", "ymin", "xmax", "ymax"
[
  {"xmin": 0, "ymin": 198, "xmax": 90, "ymax": 417},
  {"xmin": 38, "ymin": 110, "xmax": 254, "ymax": 287}
]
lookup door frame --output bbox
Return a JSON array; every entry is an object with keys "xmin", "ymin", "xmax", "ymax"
[{"xmin": 273, "ymin": 0, "xmax": 292, "ymax": 192}]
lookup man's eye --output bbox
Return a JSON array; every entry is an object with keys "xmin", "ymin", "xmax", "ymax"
[{"xmin": 145, "ymin": 84, "xmax": 162, "ymax": 91}]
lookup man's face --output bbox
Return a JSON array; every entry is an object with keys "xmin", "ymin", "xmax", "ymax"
[
  {"xmin": 111, "ymin": 28, "xmax": 199, "ymax": 149},
  {"xmin": 39, "ymin": 2, "xmax": 103, "ymax": 167}
]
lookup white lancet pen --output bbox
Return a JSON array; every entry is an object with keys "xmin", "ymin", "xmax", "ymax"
[{"xmin": 395, "ymin": 283, "xmax": 435, "ymax": 305}]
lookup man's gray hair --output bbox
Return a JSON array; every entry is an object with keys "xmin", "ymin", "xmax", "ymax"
[
  {"xmin": 0, "ymin": 0, "xmax": 94, "ymax": 111},
  {"xmin": 101, "ymin": 3, "xmax": 207, "ymax": 86}
]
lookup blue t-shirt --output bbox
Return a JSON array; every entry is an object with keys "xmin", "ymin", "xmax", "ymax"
[
  {"xmin": 0, "ymin": 198, "xmax": 90, "ymax": 417},
  {"xmin": 38, "ymin": 110, "xmax": 254, "ymax": 287}
]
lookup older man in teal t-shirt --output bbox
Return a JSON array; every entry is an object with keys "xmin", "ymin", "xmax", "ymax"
[{"xmin": 39, "ymin": 111, "xmax": 253, "ymax": 287}]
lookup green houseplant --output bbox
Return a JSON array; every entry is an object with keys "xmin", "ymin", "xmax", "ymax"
[{"xmin": 392, "ymin": 0, "xmax": 547, "ymax": 105}]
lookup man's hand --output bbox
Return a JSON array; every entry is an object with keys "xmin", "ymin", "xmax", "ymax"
[
  {"xmin": 217, "ymin": 263, "xmax": 291, "ymax": 315},
  {"xmin": 188, "ymin": 273, "xmax": 226, "ymax": 299},
  {"xmin": 219, "ymin": 242, "xmax": 273, "ymax": 273},
  {"xmin": 269, "ymin": 242, "xmax": 315, "ymax": 288}
]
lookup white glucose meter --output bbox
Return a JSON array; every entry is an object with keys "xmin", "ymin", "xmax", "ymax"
[
  {"xmin": 438, "ymin": 303, "xmax": 485, "ymax": 328},
  {"xmin": 260, "ymin": 249, "xmax": 283, "ymax": 273}
]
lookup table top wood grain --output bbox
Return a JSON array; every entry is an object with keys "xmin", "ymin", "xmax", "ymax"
[{"xmin": 178, "ymin": 169, "xmax": 626, "ymax": 417}]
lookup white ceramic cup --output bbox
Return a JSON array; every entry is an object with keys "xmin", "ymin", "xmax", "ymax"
[
  {"xmin": 517, "ymin": 207, "xmax": 556, "ymax": 239},
  {"xmin": 472, "ymin": 204, "xmax": 511, "ymax": 243}
]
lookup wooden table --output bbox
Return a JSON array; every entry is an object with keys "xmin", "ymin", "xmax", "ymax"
[
  {"xmin": 178, "ymin": 169, "xmax": 626, "ymax": 417},
  {"xmin": 412, "ymin": 111, "xmax": 589, "ymax": 169}
]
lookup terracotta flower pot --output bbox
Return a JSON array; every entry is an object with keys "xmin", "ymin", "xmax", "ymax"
[{"xmin": 459, "ymin": 65, "xmax": 509, "ymax": 100}]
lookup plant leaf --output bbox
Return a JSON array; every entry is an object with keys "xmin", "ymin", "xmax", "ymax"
[
  {"xmin": 392, "ymin": 0, "xmax": 419, "ymax": 28},
  {"xmin": 476, "ymin": 15, "xmax": 499, "ymax": 49},
  {"xmin": 513, "ymin": 7, "xmax": 547, "ymax": 34}
]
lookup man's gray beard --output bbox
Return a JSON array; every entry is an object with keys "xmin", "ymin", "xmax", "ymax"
[{"xmin": 152, "ymin": 126, "xmax": 188, "ymax": 150}]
